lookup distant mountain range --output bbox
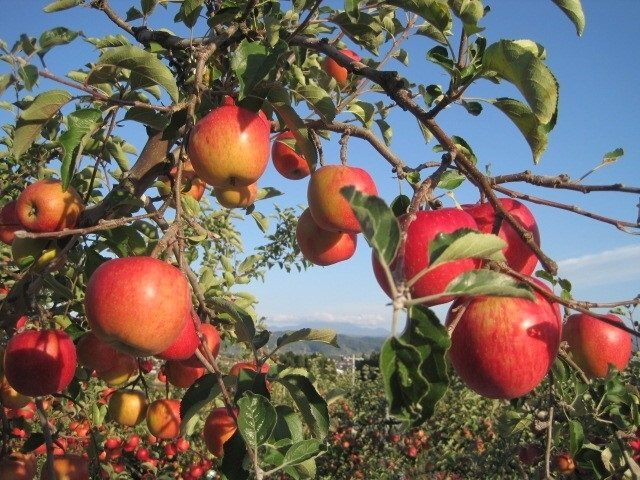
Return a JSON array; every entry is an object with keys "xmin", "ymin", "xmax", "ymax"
[
  {"xmin": 265, "ymin": 320, "xmax": 390, "ymax": 337},
  {"xmin": 267, "ymin": 329, "xmax": 385, "ymax": 356}
]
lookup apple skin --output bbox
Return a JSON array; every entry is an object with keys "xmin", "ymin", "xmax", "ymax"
[
  {"xmin": 16, "ymin": 179, "xmax": 83, "ymax": 233},
  {"xmin": 563, "ymin": 313, "xmax": 632, "ymax": 378},
  {"xmin": 0, "ymin": 200, "xmax": 22, "ymax": 245},
  {"xmin": 84, "ymin": 256, "xmax": 190, "ymax": 357},
  {"xmin": 77, "ymin": 332, "xmax": 138, "ymax": 386},
  {"xmin": 157, "ymin": 310, "xmax": 201, "ymax": 361},
  {"xmin": 4, "ymin": 329, "xmax": 77, "ymax": 397},
  {"xmin": 0, "ymin": 375, "xmax": 32, "ymax": 409},
  {"xmin": 296, "ymin": 208, "xmax": 357, "ymax": 266},
  {"xmin": 271, "ymin": 131, "xmax": 311, "ymax": 180},
  {"xmin": 307, "ymin": 164, "xmax": 378, "ymax": 234},
  {"xmin": 165, "ymin": 360, "xmax": 205, "ymax": 389},
  {"xmin": 0, "ymin": 452, "xmax": 37, "ymax": 480},
  {"xmin": 372, "ymin": 208, "xmax": 479, "ymax": 306},
  {"xmin": 181, "ymin": 323, "xmax": 222, "ymax": 368},
  {"xmin": 213, "ymin": 182, "xmax": 258, "ymax": 209},
  {"xmin": 187, "ymin": 100, "xmax": 271, "ymax": 187},
  {"xmin": 463, "ymin": 198, "xmax": 541, "ymax": 275},
  {"xmin": 158, "ymin": 159, "xmax": 207, "ymax": 202},
  {"xmin": 229, "ymin": 361, "xmax": 270, "ymax": 377},
  {"xmin": 39, "ymin": 454, "xmax": 89, "ymax": 480},
  {"xmin": 203, "ymin": 407, "xmax": 238, "ymax": 457},
  {"xmin": 323, "ymin": 49, "xmax": 361, "ymax": 87},
  {"xmin": 107, "ymin": 389, "xmax": 148, "ymax": 427},
  {"xmin": 446, "ymin": 280, "xmax": 562, "ymax": 399},
  {"xmin": 146, "ymin": 398, "xmax": 181, "ymax": 439},
  {"xmin": 11, "ymin": 237, "xmax": 60, "ymax": 270}
]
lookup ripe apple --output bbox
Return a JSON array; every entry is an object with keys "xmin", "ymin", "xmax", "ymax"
[
  {"xmin": 4, "ymin": 329, "xmax": 77, "ymax": 397},
  {"xmin": 229, "ymin": 361, "xmax": 270, "ymax": 377},
  {"xmin": 11, "ymin": 237, "xmax": 60, "ymax": 270},
  {"xmin": 446, "ymin": 279, "xmax": 562, "ymax": 399},
  {"xmin": 271, "ymin": 131, "xmax": 311, "ymax": 180},
  {"xmin": 563, "ymin": 312, "xmax": 632, "ymax": 378},
  {"xmin": 158, "ymin": 159, "xmax": 207, "ymax": 202},
  {"xmin": 372, "ymin": 208, "xmax": 479, "ymax": 305},
  {"xmin": 107, "ymin": 389, "xmax": 148, "ymax": 427},
  {"xmin": 463, "ymin": 198, "xmax": 541, "ymax": 275},
  {"xmin": 0, "ymin": 200, "xmax": 22, "ymax": 245},
  {"xmin": 296, "ymin": 208, "xmax": 357, "ymax": 266},
  {"xmin": 213, "ymin": 182, "xmax": 258, "ymax": 209},
  {"xmin": 84, "ymin": 256, "xmax": 191, "ymax": 356},
  {"xmin": 16, "ymin": 179, "xmax": 83, "ymax": 233},
  {"xmin": 146, "ymin": 398, "xmax": 181, "ymax": 439},
  {"xmin": 164, "ymin": 360, "xmax": 205, "ymax": 389},
  {"xmin": 554, "ymin": 453, "xmax": 576, "ymax": 474},
  {"xmin": 0, "ymin": 452, "xmax": 36, "ymax": 480},
  {"xmin": 307, "ymin": 164, "xmax": 378, "ymax": 234},
  {"xmin": 157, "ymin": 310, "xmax": 201, "ymax": 361},
  {"xmin": 181, "ymin": 323, "xmax": 221, "ymax": 368},
  {"xmin": 323, "ymin": 49, "xmax": 361, "ymax": 87},
  {"xmin": 77, "ymin": 332, "xmax": 138, "ymax": 386},
  {"xmin": 187, "ymin": 98, "xmax": 271, "ymax": 187},
  {"xmin": 203, "ymin": 407, "xmax": 238, "ymax": 457},
  {"xmin": 0, "ymin": 375, "xmax": 31, "ymax": 409},
  {"xmin": 39, "ymin": 454, "xmax": 89, "ymax": 480}
]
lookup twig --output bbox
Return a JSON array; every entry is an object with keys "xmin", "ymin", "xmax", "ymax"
[
  {"xmin": 490, "ymin": 171, "xmax": 640, "ymax": 195},
  {"xmin": 36, "ymin": 398, "xmax": 55, "ymax": 480}
]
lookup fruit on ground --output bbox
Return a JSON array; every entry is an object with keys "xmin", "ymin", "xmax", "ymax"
[
  {"xmin": 146, "ymin": 399, "xmax": 181, "ymax": 439},
  {"xmin": 77, "ymin": 332, "xmax": 138, "ymax": 386},
  {"xmin": 84, "ymin": 256, "xmax": 190, "ymax": 356},
  {"xmin": 157, "ymin": 310, "xmax": 201, "ymax": 361},
  {"xmin": 39, "ymin": 454, "xmax": 89, "ymax": 480},
  {"xmin": 0, "ymin": 200, "xmax": 21, "ymax": 245},
  {"xmin": 372, "ymin": 208, "xmax": 479, "ymax": 305},
  {"xmin": 463, "ymin": 198, "xmax": 541, "ymax": 275},
  {"xmin": 4, "ymin": 329, "xmax": 77, "ymax": 397},
  {"xmin": 563, "ymin": 312, "xmax": 632, "ymax": 378},
  {"xmin": 307, "ymin": 164, "xmax": 378, "ymax": 234},
  {"xmin": 107, "ymin": 389, "xmax": 148, "ymax": 427},
  {"xmin": 164, "ymin": 360, "xmax": 205, "ymax": 389},
  {"xmin": 203, "ymin": 407, "xmax": 238, "ymax": 457},
  {"xmin": 323, "ymin": 49, "xmax": 361, "ymax": 87},
  {"xmin": 187, "ymin": 98, "xmax": 270, "ymax": 187},
  {"xmin": 158, "ymin": 159, "xmax": 207, "ymax": 202},
  {"xmin": 271, "ymin": 131, "xmax": 311, "ymax": 180},
  {"xmin": 0, "ymin": 452, "xmax": 36, "ymax": 480},
  {"xmin": 213, "ymin": 182, "xmax": 258, "ymax": 209},
  {"xmin": 16, "ymin": 179, "xmax": 83, "ymax": 233},
  {"xmin": 11, "ymin": 237, "xmax": 60, "ymax": 270},
  {"xmin": 296, "ymin": 208, "xmax": 357, "ymax": 266},
  {"xmin": 446, "ymin": 280, "xmax": 562, "ymax": 399},
  {"xmin": 181, "ymin": 323, "xmax": 222, "ymax": 368},
  {"xmin": 229, "ymin": 361, "xmax": 270, "ymax": 377}
]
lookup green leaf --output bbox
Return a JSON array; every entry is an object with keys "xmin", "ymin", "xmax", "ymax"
[
  {"xmin": 0, "ymin": 73, "xmax": 14, "ymax": 96},
  {"xmin": 277, "ymin": 375, "xmax": 329, "ymax": 439},
  {"xmin": 550, "ymin": 0, "xmax": 585, "ymax": 36},
  {"xmin": 276, "ymin": 328, "xmax": 339, "ymax": 349},
  {"xmin": 180, "ymin": 374, "xmax": 221, "ymax": 436},
  {"xmin": 92, "ymin": 45, "xmax": 179, "ymax": 102},
  {"xmin": 296, "ymin": 84, "xmax": 336, "ymax": 122},
  {"xmin": 209, "ymin": 297, "xmax": 255, "ymax": 344},
  {"xmin": 273, "ymin": 405, "xmax": 304, "ymax": 443},
  {"xmin": 220, "ymin": 431, "xmax": 250, "ymax": 480},
  {"xmin": 283, "ymin": 439, "xmax": 321, "ymax": 467},
  {"xmin": 347, "ymin": 100, "xmax": 375, "ymax": 127},
  {"xmin": 437, "ymin": 170, "xmax": 466, "ymax": 190},
  {"xmin": 415, "ymin": 23, "xmax": 448, "ymax": 44},
  {"xmin": 123, "ymin": 107, "xmax": 171, "ymax": 130},
  {"xmin": 569, "ymin": 419, "xmax": 584, "ymax": 455},
  {"xmin": 38, "ymin": 27, "xmax": 79, "ymax": 56},
  {"xmin": 231, "ymin": 39, "xmax": 286, "ymax": 100},
  {"xmin": 85, "ymin": 34, "xmax": 130, "ymax": 49},
  {"xmin": 392, "ymin": 48, "xmax": 409, "ymax": 66},
  {"xmin": 176, "ymin": 0, "xmax": 205, "ymax": 28},
  {"xmin": 386, "ymin": 0, "xmax": 452, "ymax": 32},
  {"xmin": 445, "ymin": 269, "xmax": 535, "ymax": 299},
  {"xmin": 427, "ymin": 45, "xmax": 454, "ymax": 74},
  {"xmin": 488, "ymin": 97, "xmax": 553, "ymax": 164},
  {"xmin": 340, "ymin": 186, "xmax": 400, "ymax": 265},
  {"xmin": 237, "ymin": 392, "xmax": 277, "ymax": 448},
  {"xmin": 256, "ymin": 187, "xmax": 283, "ymax": 201},
  {"xmin": 12, "ymin": 89, "xmax": 73, "ymax": 158},
  {"xmin": 333, "ymin": 12, "xmax": 385, "ymax": 54},
  {"xmin": 43, "ymin": 0, "xmax": 83, "ymax": 13},
  {"xmin": 18, "ymin": 65, "xmax": 38, "ymax": 91},
  {"xmin": 460, "ymin": 99, "xmax": 482, "ymax": 116},
  {"xmin": 429, "ymin": 229, "xmax": 506, "ymax": 267},
  {"xmin": 391, "ymin": 194, "xmax": 410, "ymax": 217},
  {"xmin": 603, "ymin": 147, "xmax": 624, "ymax": 164},
  {"xmin": 376, "ymin": 119, "xmax": 392, "ymax": 145},
  {"xmin": 59, "ymin": 108, "xmax": 102, "ymax": 189},
  {"xmin": 141, "ymin": 0, "xmax": 159, "ymax": 15},
  {"xmin": 482, "ymin": 40, "xmax": 559, "ymax": 125}
]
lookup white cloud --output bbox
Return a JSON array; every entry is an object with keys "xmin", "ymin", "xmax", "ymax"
[{"xmin": 557, "ymin": 244, "xmax": 640, "ymax": 288}]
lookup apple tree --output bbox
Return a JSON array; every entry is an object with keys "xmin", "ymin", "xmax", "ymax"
[{"xmin": 0, "ymin": 0, "xmax": 639, "ymax": 478}]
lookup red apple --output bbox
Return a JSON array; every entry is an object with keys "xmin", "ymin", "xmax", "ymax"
[
  {"xmin": 323, "ymin": 49, "xmax": 361, "ymax": 87},
  {"xmin": 187, "ymin": 98, "xmax": 271, "ymax": 188},
  {"xmin": 181, "ymin": 323, "xmax": 221, "ymax": 368},
  {"xmin": 40, "ymin": 454, "xmax": 89, "ymax": 480},
  {"xmin": 146, "ymin": 399, "xmax": 181, "ymax": 439},
  {"xmin": 158, "ymin": 159, "xmax": 207, "ymax": 202},
  {"xmin": 307, "ymin": 164, "xmax": 378, "ymax": 234},
  {"xmin": 0, "ymin": 452, "xmax": 36, "ymax": 480},
  {"xmin": 446, "ymin": 279, "xmax": 562, "ymax": 399},
  {"xmin": 563, "ymin": 312, "xmax": 632, "ymax": 378},
  {"xmin": 16, "ymin": 179, "xmax": 83, "ymax": 233},
  {"xmin": 372, "ymin": 208, "xmax": 479, "ymax": 305},
  {"xmin": 213, "ymin": 182, "xmax": 258, "ymax": 209},
  {"xmin": 463, "ymin": 198, "xmax": 541, "ymax": 275},
  {"xmin": 229, "ymin": 361, "xmax": 269, "ymax": 377},
  {"xmin": 164, "ymin": 360, "xmax": 205, "ymax": 389},
  {"xmin": 554, "ymin": 453, "xmax": 576, "ymax": 474},
  {"xmin": 4, "ymin": 329, "xmax": 77, "ymax": 397},
  {"xmin": 157, "ymin": 310, "xmax": 201, "ymax": 361},
  {"xmin": 203, "ymin": 407, "xmax": 238, "ymax": 457},
  {"xmin": 77, "ymin": 332, "xmax": 138, "ymax": 386},
  {"xmin": 0, "ymin": 201, "xmax": 22, "ymax": 245},
  {"xmin": 271, "ymin": 131, "xmax": 311, "ymax": 180},
  {"xmin": 296, "ymin": 208, "xmax": 357, "ymax": 266},
  {"xmin": 84, "ymin": 256, "xmax": 191, "ymax": 356},
  {"xmin": 0, "ymin": 376, "xmax": 31, "ymax": 409}
]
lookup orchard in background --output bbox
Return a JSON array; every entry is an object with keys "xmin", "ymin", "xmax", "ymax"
[{"xmin": 0, "ymin": 0, "xmax": 639, "ymax": 479}]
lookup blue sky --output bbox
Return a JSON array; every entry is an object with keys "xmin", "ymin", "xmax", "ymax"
[{"xmin": 1, "ymin": 1, "xmax": 639, "ymax": 333}]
